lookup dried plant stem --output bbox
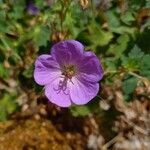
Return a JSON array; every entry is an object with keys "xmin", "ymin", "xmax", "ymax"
[
  {"xmin": 101, "ymin": 134, "xmax": 121, "ymax": 150},
  {"xmin": 104, "ymin": 70, "xmax": 118, "ymax": 76},
  {"xmin": 123, "ymin": 118, "xmax": 148, "ymax": 135},
  {"xmin": 128, "ymin": 71, "xmax": 146, "ymax": 80}
]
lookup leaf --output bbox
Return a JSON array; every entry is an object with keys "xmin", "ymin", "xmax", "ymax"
[
  {"xmin": 0, "ymin": 0, "xmax": 3, "ymax": 5},
  {"xmin": 140, "ymin": 54, "xmax": 150, "ymax": 78},
  {"xmin": 70, "ymin": 99, "xmax": 100, "ymax": 117},
  {"xmin": 77, "ymin": 23, "xmax": 113, "ymax": 49},
  {"xmin": 9, "ymin": 3, "xmax": 25, "ymax": 19},
  {"xmin": 0, "ymin": 94, "xmax": 18, "ymax": 122},
  {"xmin": 106, "ymin": 10, "xmax": 120, "ymax": 29},
  {"xmin": 146, "ymin": 0, "xmax": 150, "ymax": 7},
  {"xmin": 33, "ymin": 26, "xmax": 50, "ymax": 47},
  {"xmin": 122, "ymin": 77, "xmax": 138, "ymax": 95},
  {"xmin": 108, "ymin": 34, "xmax": 129, "ymax": 57},
  {"xmin": 0, "ymin": 105, "xmax": 7, "ymax": 122},
  {"xmin": 0, "ymin": 20, "xmax": 10, "ymax": 33},
  {"xmin": 127, "ymin": 0, "xmax": 145, "ymax": 10},
  {"xmin": 128, "ymin": 45, "xmax": 144, "ymax": 59},
  {"xmin": 22, "ymin": 65, "xmax": 34, "ymax": 78},
  {"xmin": 70, "ymin": 105, "xmax": 91, "ymax": 117},
  {"xmin": 121, "ymin": 45, "xmax": 144, "ymax": 71},
  {"xmin": 121, "ymin": 11, "xmax": 135, "ymax": 25},
  {"xmin": 0, "ymin": 64, "xmax": 9, "ymax": 78},
  {"xmin": 104, "ymin": 58, "xmax": 118, "ymax": 72}
]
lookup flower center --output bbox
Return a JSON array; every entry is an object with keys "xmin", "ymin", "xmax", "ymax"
[{"xmin": 62, "ymin": 65, "xmax": 76, "ymax": 79}]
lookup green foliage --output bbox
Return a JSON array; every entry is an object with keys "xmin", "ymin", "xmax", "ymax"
[
  {"xmin": 77, "ymin": 23, "xmax": 113, "ymax": 49},
  {"xmin": 122, "ymin": 76, "xmax": 138, "ymax": 101},
  {"xmin": 0, "ymin": 94, "xmax": 18, "ymax": 121},
  {"xmin": 70, "ymin": 105, "xmax": 91, "ymax": 117},
  {"xmin": 140, "ymin": 54, "xmax": 150, "ymax": 78},
  {"xmin": 121, "ymin": 45, "xmax": 144, "ymax": 71},
  {"xmin": 33, "ymin": 25, "xmax": 50, "ymax": 47},
  {"xmin": 108, "ymin": 34, "xmax": 130, "ymax": 57},
  {"xmin": 70, "ymin": 99, "xmax": 99, "ymax": 117},
  {"xmin": 22, "ymin": 65, "xmax": 34, "ymax": 78}
]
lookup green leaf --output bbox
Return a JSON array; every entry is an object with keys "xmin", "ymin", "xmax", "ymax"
[
  {"xmin": 141, "ymin": 55, "xmax": 150, "ymax": 68},
  {"xmin": 77, "ymin": 23, "xmax": 113, "ymax": 49},
  {"xmin": 108, "ymin": 34, "xmax": 129, "ymax": 57},
  {"xmin": 35, "ymin": 1, "xmax": 44, "ymax": 9},
  {"xmin": 0, "ymin": 64, "xmax": 9, "ymax": 78},
  {"xmin": 0, "ymin": 20, "xmax": 10, "ymax": 33},
  {"xmin": 0, "ymin": 94, "xmax": 18, "ymax": 122},
  {"xmin": 121, "ymin": 11, "xmax": 135, "ymax": 25},
  {"xmin": 140, "ymin": 55, "xmax": 150, "ymax": 78},
  {"xmin": 10, "ymin": 4, "xmax": 25, "ymax": 19},
  {"xmin": 127, "ymin": 0, "xmax": 145, "ymax": 10},
  {"xmin": 0, "ymin": 0, "xmax": 3, "ymax": 4},
  {"xmin": 122, "ymin": 77, "xmax": 138, "ymax": 95},
  {"xmin": 70, "ymin": 98, "xmax": 100, "ymax": 117},
  {"xmin": 70, "ymin": 105, "xmax": 91, "ymax": 117},
  {"xmin": 128, "ymin": 45, "xmax": 144, "ymax": 59},
  {"xmin": 146, "ymin": 0, "xmax": 150, "ymax": 7},
  {"xmin": 104, "ymin": 58, "xmax": 118, "ymax": 72},
  {"xmin": 23, "ymin": 65, "xmax": 34, "ymax": 78},
  {"xmin": 0, "ymin": 106, "xmax": 7, "ymax": 122},
  {"xmin": 33, "ymin": 25, "xmax": 50, "ymax": 47},
  {"xmin": 106, "ymin": 10, "xmax": 120, "ymax": 29},
  {"xmin": 121, "ymin": 45, "xmax": 144, "ymax": 71}
]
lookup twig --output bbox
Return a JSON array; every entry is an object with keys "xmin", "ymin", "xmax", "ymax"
[
  {"xmin": 123, "ymin": 118, "xmax": 148, "ymax": 135},
  {"xmin": 101, "ymin": 134, "xmax": 121, "ymax": 150},
  {"xmin": 128, "ymin": 71, "xmax": 146, "ymax": 80},
  {"xmin": 104, "ymin": 70, "xmax": 118, "ymax": 76}
]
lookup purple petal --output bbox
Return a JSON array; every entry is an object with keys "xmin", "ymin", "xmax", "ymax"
[
  {"xmin": 45, "ymin": 78, "xmax": 71, "ymax": 107},
  {"xmin": 78, "ymin": 51, "xmax": 103, "ymax": 83},
  {"xmin": 27, "ymin": 1, "xmax": 39, "ymax": 15},
  {"xmin": 69, "ymin": 77, "xmax": 99, "ymax": 105},
  {"xmin": 34, "ymin": 54, "xmax": 61, "ymax": 85},
  {"xmin": 51, "ymin": 40, "xmax": 84, "ymax": 66}
]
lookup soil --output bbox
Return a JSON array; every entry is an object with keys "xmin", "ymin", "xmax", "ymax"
[
  {"xmin": 0, "ymin": 100, "xmax": 91, "ymax": 150},
  {"xmin": 0, "ymin": 118, "xmax": 71, "ymax": 150}
]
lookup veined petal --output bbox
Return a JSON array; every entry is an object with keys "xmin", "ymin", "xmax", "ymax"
[
  {"xmin": 69, "ymin": 77, "xmax": 99, "ymax": 105},
  {"xmin": 51, "ymin": 40, "xmax": 84, "ymax": 65},
  {"xmin": 45, "ymin": 78, "xmax": 71, "ymax": 107},
  {"xmin": 34, "ymin": 54, "xmax": 61, "ymax": 85},
  {"xmin": 79, "ymin": 51, "xmax": 103, "ymax": 83}
]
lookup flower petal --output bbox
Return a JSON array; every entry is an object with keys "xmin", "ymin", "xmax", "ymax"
[
  {"xmin": 45, "ymin": 78, "xmax": 71, "ymax": 107},
  {"xmin": 51, "ymin": 40, "xmax": 84, "ymax": 65},
  {"xmin": 69, "ymin": 77, "xmax": 99, "ymax": 105},
  {"xmin": 79, "ymin": 51, "xmax": 103, "ymax": 83},
  {"xmin": 34, "ymin": 54, "xmax": 61, "ymax": 85}
]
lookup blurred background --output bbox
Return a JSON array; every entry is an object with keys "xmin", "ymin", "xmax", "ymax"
[{"xmin": 0, "ymin": 0, "xmax": 150, "ymax": 149}]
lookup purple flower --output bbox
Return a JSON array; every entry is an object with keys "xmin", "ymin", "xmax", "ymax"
[
  {"xmin": 27, "ymin": 0, "xmax": 39, "ymax": 15},
  {"xmin": 34, "ymin": 40, "xmax": 103, "ymax": 107}
]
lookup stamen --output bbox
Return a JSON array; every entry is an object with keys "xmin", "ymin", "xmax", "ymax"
[
  {"xmin": 53, "ymin": 77, "xmax": 69, "ymax": 95},
  {"xmin": 69, "ymin": 79, "xmax": 74, "ymax": 85},
  {"xmin": 53, "ymin": 64, "xmax": 76, "ymax": 95}
]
